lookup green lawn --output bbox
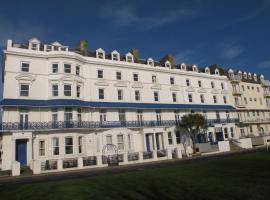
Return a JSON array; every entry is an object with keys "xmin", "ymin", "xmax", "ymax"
[{"xmin": 1, "ymin": 151, "xmax": 270, "ymax": 200}]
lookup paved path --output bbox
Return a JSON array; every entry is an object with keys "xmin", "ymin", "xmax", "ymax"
[{"xmin": 0, "ymin": 147, "xmax": 266, "ymax": 187}]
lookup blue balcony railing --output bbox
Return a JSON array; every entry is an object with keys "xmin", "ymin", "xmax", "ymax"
[{"xmin": 0, "ymin": 118, "xmax": 239, "ymax": 131}]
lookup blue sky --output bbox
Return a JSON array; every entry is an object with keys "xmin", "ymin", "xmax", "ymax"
[{"xmin": 1, "ymin": 0, "xmax": 270, "ymax": 77}]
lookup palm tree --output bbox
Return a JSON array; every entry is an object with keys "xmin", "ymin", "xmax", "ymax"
[{"xmin": 180, "ymin": 113, "xmax": 208, "ymax": 154}]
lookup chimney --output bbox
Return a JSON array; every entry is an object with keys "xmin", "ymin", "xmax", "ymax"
[
  {"xmin": 76, "ymin": 40, "xmax": 88, "ymax": 56},
  {"xmin": 160, "ymin": 54, "xmax": 174, "ymax": 65},
  {"xmin": 130, "ymin": 48, "xmax": 139, "ymax": 61}
]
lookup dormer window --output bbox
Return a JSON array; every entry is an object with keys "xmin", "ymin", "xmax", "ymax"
[
  {"xmin": 205, "ymin": 67, "xmax": 210, "ymax": 74},
  {"xmin": 254, "ymin": 74, "xmax": 257, "ymax": 81},
  {"xmin": 46, "ymin": 45, "xmax": 52, "ymax": 52},
  {"xmin": 31, "ymin": 43, "xmax": 37, "ymax": 50},
  {"xmin": 243, "ymin": 72, "xmax": 247, "ymax": 79},
  {"xmin": 54, "ymin": 46, "xmax": 59, "ymax": 51},
  {"xmin": 165, "ymin": 61, "xmax": 171, "ymax": 68},
  {"xmin": 215, "ymin": 69, "xmax": 219, "ymax": 75},
  {"xmin": 147, "ymin": 58, "xmax": 154, "ymax": 66},
  {"xmin": 96, "ymin": 48, "xmax": 105, "ymax": 59},
  {"xmin": 61, "ymin": 47, "xmax": 66, "ymax": 51},
  {"xmin": 248, "ymin": 73, "xmax": 252, "ymax": 79},
  {"xmin": 126, "ymin": 53, "xmax": 134, "ymax": 63},
  {"xmin": 192, "ymin": 65, "xmax": 198, "ymax": 72},
  {"xmin": 181, "ymin": 63, "xmax": 186, "ymax": 71},
  {"xmin": 238, "ymin": 71, "xmax": 242, "ymax": 79},
  {"xmin": 28, "ymin": 38, "xmax": 40, "ymax": 51},
  {"xmin": 111, "ymin": 50, "xmax": 120, "ymax": 61}
]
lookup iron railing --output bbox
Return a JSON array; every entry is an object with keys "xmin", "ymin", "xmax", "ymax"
[{"xmin": 0, "ymin": 118, "xmax": 239, "ymax": 131}]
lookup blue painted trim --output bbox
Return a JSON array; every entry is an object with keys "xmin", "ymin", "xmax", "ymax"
[{"xmin": 0, "ymin": 98, "xmax": 236, "ymax": 110}]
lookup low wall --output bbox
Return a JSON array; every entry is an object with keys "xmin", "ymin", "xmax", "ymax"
[
  {"xmin": 234, "ymin": 138, "xmax": 253, "ymax": 149},
  {"xmin": 218, "ymin": 141, "xmax": 230, "ymax": 152},
  {"xmin": 196, "ymin": 143, "xmax": 213, "ymax": 153}
]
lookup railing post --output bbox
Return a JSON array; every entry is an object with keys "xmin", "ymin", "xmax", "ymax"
[
  {"xmin": 152, "ymin": 150, "xmax": 157, "ymax": 160},
  {"xmin": 167, "ymin": 148, "xmax": 172, "ymax": 159},
  {"xmin": 57, "ymin": 159, "xmax": 63, "ymax": 171},
  {"xmin": 139, "ymin": 151, "xmax": 143, "ymax": 162},
  {"xmin": 175, "ymin": 147, "xmax": 182, "ymax": 159},
  {"xmin": 78, "ymin": 157, "xmax": 83, "ymax": 169}
]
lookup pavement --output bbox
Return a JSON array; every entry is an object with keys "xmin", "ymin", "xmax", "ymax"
[{"xmin": 0, "ymin": 147, "xmax": 267, "ymax": 187}]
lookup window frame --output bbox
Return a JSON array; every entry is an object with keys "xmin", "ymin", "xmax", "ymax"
[{"xmin": 20, "ymin": 84, "xmax": 29, "ymax": 96}]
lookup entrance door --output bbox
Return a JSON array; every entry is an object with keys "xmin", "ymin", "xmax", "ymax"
[
  {"xmin": 16, "ymin": 139, "xmax": 27, "ymax": 166},
  {"xmin": 146, "ymin": 134, "xmax": 151, "ymax": 152}
]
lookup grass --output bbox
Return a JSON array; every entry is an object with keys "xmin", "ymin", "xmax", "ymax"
[{"xmin": 1, "ymin": 151, "xmax": 270, "ymax": 200}]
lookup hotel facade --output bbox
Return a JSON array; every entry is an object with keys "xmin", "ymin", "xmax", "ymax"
[{"xmin": 0, "ymin": 38, "xmax": 268, "ymax": 174}]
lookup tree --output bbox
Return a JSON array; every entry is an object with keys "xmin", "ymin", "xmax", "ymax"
[{"xmin": 180, "ymin": 113, "xmax": 208, "ymax": 154}]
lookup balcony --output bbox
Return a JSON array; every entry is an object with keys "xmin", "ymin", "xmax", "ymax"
[
  {"xmin": 261, "ymin": 80, "xmax": 270, "ymax": 87},
  {"xmin": 232, "ymin": 89, "xmax": 243, "ymax": 95},
  {"xmin": 235, "ymin": 103, "xmax": 246, "ymax": 108},
  {"xmin": 229, "ymin": 75, "xmax": 242, "ymax": 82},
  {"xmin": 264, "ymin": 91, "xmax": 270, "ymax": 98},
  {"xmin": 239, "ymin": 118, "xmax": 270, "ymax": 124},
  {"xmin": 0, "ymin": 118, "xmax": 240, "ymax": 131}
]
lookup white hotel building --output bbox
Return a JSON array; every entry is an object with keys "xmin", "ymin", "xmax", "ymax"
[{"xmin": 0, "ymin": 38, "xmax": 239, "ymax": 173}]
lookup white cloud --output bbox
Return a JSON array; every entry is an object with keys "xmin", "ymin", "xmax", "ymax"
[
  {"xmin": 0, "ymin": 18, "xmax": 49, "ymax": 48},
  {"xmin": 99, "ymin": 4, "xmax": 196, "ymax": 28},
  {"xmin": 220, "ymin": 43, "xmax": 243, "ymax": 60},
  {"xmin": 258, "ymin": 60, "xmax": 270, "ymax": 68}
]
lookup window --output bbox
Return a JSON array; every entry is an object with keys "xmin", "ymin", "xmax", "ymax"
[
  {"xmin": 154, "ymin": 91, "xmax": 159, "ymax": 102},
  {"xmin": 21, "ymin": 62, "xmax": 29, "ymax": 72},
  {"xmin": 76, "ymin": 65, "xmax": 80, "ymax": 75},
  {"xmin": 117, "ymin": 135, "xmax": 124, "ymax": 150},
  {"xmin": 52, "ymin": 137, "xmax": 59, "ymax": 155},
  {"xmin": 64, "ymin": 64, "xmax": 71, "ymax": 73},
  {"xmin": 100, "ymin": 109, "xmax": 107, "ymax": 122},
  {"xmin": 39, "ymin": 140, "xmax": 45, "ymax": 156},
  {"xmin": 216, "ymin": 111, "xmax": 220, "ymax": 120},
  {"xmin": 200, "ymin": 94, "xmax": 205, "ymax": 103},
  {"xmin": 135, "ymin": 90, "xmax": 140, "ymax": 101},
  {"xmin": 52, "ymin": 84, "xmax": 58, "ymax": 97},
  {"xmin": 31, "ymin": 43, "xmax": 37, "ymax": 50},
  {"xmin": 133, "ymin": 73, "xmax": 139, "ymax": 81},
  {"xmin": 118, "ymin": 89, "xmax": 123, "ymax": 100},
  {"xmin": 137, "ymin": 110, "xmax": 143, "ymax": 124},
  {"xmin": 211, "ymin": 81, "xmax": 215, "ymax": 89},
  {"xmin": 244, "ymin": 97, "xmax": 247, "ymax": 104},
  {"xmin": 78, "ymin": 136, "xmax": 83, "ymax": 154},
  {"xmin": 76, "ymin": 85, "xmax": 81, "ymax": 98},
  {"xmin": 116, "ymin": 72, "xmax": 122, "ymax": 80},
  {"xmin": 126, "ymin": 56, "xmax": 133, "ymax": 62},
  {"xmin": 188, "ymin": 94, "xmax": 193, "ymax": 103},
  {"xmin": 77, "ymin": 108, "xmax": 82, "ymax": 122},
  {"xmin": 247, "ymin": 86, "xmax": 250, "ymax": 90},
  {"xmin": 213, "ymin": 95, "xmax": 217, "ymax": 104},
  {"xmin": 52, "ymin": 63, "xmax": 58, "ymax": 73},
  {"xmin": 152, "ymin": 75, "xmax": 157, "ymax": 83},
  {"xmin": 221, "ymin": 83, "xmax": 224, "ymax": 90},
  {"xmin": 64, "ymin": 107, "xmax": 73, "ymax": 122},
  {"xmin": 112, "ymin": 53, "xmax": 119, "ymax": 61},
  {"xmin": 46, "ymin": 45, "xmax": 52, "ymax": 52},
  {"xmin": 99, "ymin": 88, "xmax": 104, "ymax": 99},
  {"xmin": 175, "ymin": 131, "xmax": 181, "ymax": 144},
  {"xmin": 257, "ymin": 87, "xmax": 260, "ymax": 92},
  {"xmin": 170, "ymin": 77, "xmax": 175, "ymax": 85},
  {"xmin": 226, "ymin": 111, "xmax": 230, "ymax": 119},
  {"xmin": 198, "ymin": 80, "xmax": 202, "ymax": 88},
  {"xmin": 172, "ymin": 92, "xmax": 177, "ymax": 102},
  {"xmin": 223, "ymin": 96, "xmax": 227, "ymax": 104},
  {"xmin": 119, "ymin": 110, "xmax": 126, "ymax": 122},
  {"xmin": 52, "ymin": 108, "xmax": 58, "ymax": 123},
  {"xmin": 97, "ymin": 51, "xmax": 104, "ymax": 59},
  {"xmin": 65, "ymin": 137, "xmax": 73, "ymax": 154},
  {"xmin": 64, "ymin": 84, "xmax": 72, "ymax": 96},
  {"xmin": 250, "ymin": 126, "xmax": 253, "ymax": 133},
  {"xmin": 97, "ymin": 70, "xmax": 103, "ymax": 79},
  {"xmin": 106, "ymin": 135, "xmax": 112, "ymax": 145},
  {"xmin": 168, "ymin": 132, "xmax": 173, "ymax": 145},
  {"xmin": 20, "ymin": 84, "xmax": 29, "ymax": 96},
  {"xmin": 186, "ymin": 79, "xmax": 190, "ymax": 86},
  {"xmin": 251, "ymin": 86, "xmax": 254, "ymax": 90}
]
